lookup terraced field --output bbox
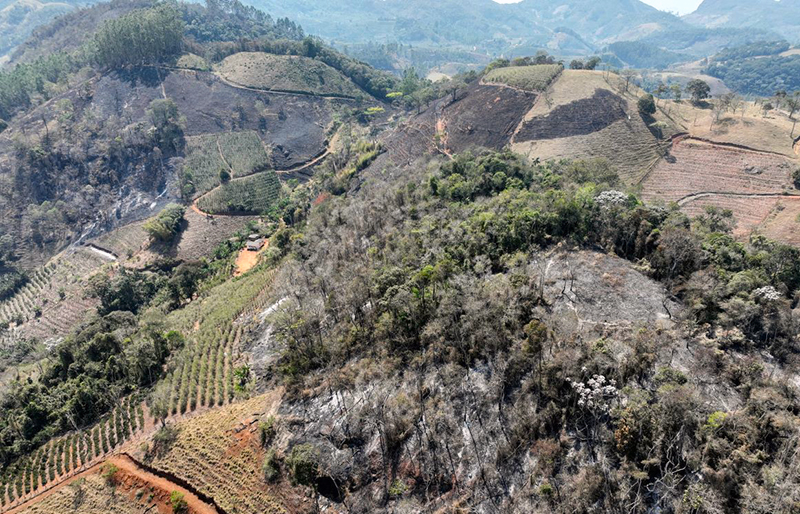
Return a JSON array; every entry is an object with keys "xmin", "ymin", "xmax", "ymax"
[
  {"xmin": 160, "ymin": 264, "xmax": 276, "ymax": 417},
  {"xmin": 218, "ymin": 52, "xmax": 362, "ymax": 98},
  {"xmin": 483, "ymin": 64, "xmax": 563, "ymax": 92},
  {"xmin": 0, "ymin": 396, "xmax": 147, "ymax": 510},
  {"xmin": 0, "ymin": 247, "xmax": 106, "ymax": 350},
  {"xmin": 149, "ymin": 392, "xmax": 285, "ymax": 514},
  {"xmin": 196, "ymin": 172, "xmax": 282, "ymax": 215},
  {"xmin": 183, "ymin": 131, "xmax": 272, "ymax": 201},
  {"xmin": 218, "ymin": 131, "xmax": 270, "ymax": 178},
  {"xmin": 640, "ymin": 138, "xmax": 795, "ymax": 205},
  {"xmin": 183, "ymin": 134, "xmax": 228, "ymax": 200}
]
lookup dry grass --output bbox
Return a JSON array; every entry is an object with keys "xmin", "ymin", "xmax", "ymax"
[
  {"xmin": 754, "ymin": 198, "xmax": 800, "ymax": 245},
  {"xmin": 483, "ymin": 64, "xmax": 562, "ymax": 92},
  {"xmin": 640, "ymin": 138, "xmax": 795, "ymax": 205},
  {"xmin": 16, "ymin": 472, "xmax": 142, "ymax": 514},
  {"xmin": 681, "ymin": 195, "xmax": 788, "ymax": 238},
  {"xmin": 175, "ymin": 53, "xmax": 210, "ymax": 71},
  {"xmin": 147, "ymin": 392, "xmax": 286, "ymax": 514},
  {"xmin": 217, "ymin": 52, "xmax": 361, "ymax": 98},
  {"xmin": 661, "ymin": 99, "xmax": 798, "ymax": 157}
]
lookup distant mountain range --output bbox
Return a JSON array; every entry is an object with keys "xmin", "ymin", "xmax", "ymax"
[
  {"xmin": 245, "ymin": 0, "xmax": 686, "ymax": 52},
  {"xmin": 684, "ymin": 0, "xmax": 800, "ymax": 43},
  {"xmin": 1, "ymin": 0, "xmax": 796, "ymax": 68},
  {"xmin": 244, "ymin": 0, "xmax": 788, "ymax": 61}
]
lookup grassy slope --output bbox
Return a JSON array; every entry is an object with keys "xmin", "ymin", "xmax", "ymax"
[
  {"xmin": 511, "ymin": 70, "xmax": 668, "ymax": 184},
  {"xmin": 217, "ymin": 52, "xmax": 363, "ymax": 97},
  {"xmin": 147, "ymin": 392, "xmax": 286, "ymax": 514},
  {"xmin": 16, "ymin": 471, "xmax": 142, "ymax": 514}
]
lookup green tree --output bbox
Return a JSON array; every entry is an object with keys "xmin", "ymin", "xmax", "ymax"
[
  {"xmin": 143, "ymin": 204, "xmax": 186, "ymax": 243},
  {"xmin": 92, "ymin": 4, "xmax": 184, "ymax": 69},
  {"xmin": 670, "ymin": 83, "xmax": 682, "ymax": 102},
  {"xmin": 686, "ymin": 79, "xmax": 711, "ymax": 104},
  {"xmin": 147, "ymin": 99, "xmax": 184, "ymax": 153},
  {"xmin": 584, "ymin": 56, "xmax": 601, "ymax": 70},
  {"xmin": 638, "ymin": 94, "xmax": 656, "ymax": 116}
]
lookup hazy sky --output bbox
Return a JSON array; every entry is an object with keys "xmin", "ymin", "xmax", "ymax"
[{"xmin": 493, "ymin": 0, "xmax": 704, "ymax": 15}]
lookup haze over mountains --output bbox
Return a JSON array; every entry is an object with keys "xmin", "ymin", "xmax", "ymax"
[{"xmin": 2, "ymin": 0, "xmax": 796, "ymax": 66}]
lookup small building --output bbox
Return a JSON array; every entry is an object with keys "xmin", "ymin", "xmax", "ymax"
[{"xmin": 246, "ymin": 234, "xmax": 264, "ymax": 251}]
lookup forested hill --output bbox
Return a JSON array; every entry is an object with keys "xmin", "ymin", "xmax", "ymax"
[
  {"xmin": 0, "ymin": 0, "xmax": 88, "ymax": 64},
  {"xmin": 684, "ymin": 0, "xmax": 800, "ymax": 44},
  {"xmin": 245, "ymin": 0, "xmax": 685, "ymax": 53}
]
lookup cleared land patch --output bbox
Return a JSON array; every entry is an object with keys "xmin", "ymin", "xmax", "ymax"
[
  {"xmin": 218, "ymin": 52, "xmax": 361, "ymax": 98},
  {"xmin": 440, "ymin": 83, "xmax": 537, "ymax": 153},
  {"xmin": 661, "ymin": 99, "xmax": 798, "ymax": 157},
  {"xmin": 680, "ymin": 194, "xmax": 792, "ymax": 238},
  {"xmin": 754, "ymin": 198, "xmax": 800, "ymax": 246},
  {"xmin": 483, "ymin": 64, "xmax": 562, "ymax": 92},
  {"xmin": 640, "ymin": 138, "xmax": 795, "ymax": 205}
]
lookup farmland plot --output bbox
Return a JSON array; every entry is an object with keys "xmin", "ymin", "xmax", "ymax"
[
  {"xmin": 196, "ymin": 172, "xmax": 281, "ymax": 215},
  {"xmin": 218, "ymin": 131, "xmax": 270, "ymax": 178},
  {"xmin": 640, "ymin": 138, "xmax": 794, "ymax": 205}
]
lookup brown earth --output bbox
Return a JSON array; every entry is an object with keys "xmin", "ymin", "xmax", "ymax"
[
  {"xmin": 234, "ymin": 240, "xmax": 269, "ymax": 277},
  {"xmin": 640, "ymin": 137, "xmax": 796, "ymax": 205}
]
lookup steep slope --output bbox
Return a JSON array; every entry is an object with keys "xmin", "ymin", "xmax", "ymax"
[{"xmin": 510, "ymin": 70, "xmax": 670, "ymax": 183}]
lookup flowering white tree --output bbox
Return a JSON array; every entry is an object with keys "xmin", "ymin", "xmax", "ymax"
[{"xmin": 568, "ymin": 369, "xmax": 619, "ymax": 443}]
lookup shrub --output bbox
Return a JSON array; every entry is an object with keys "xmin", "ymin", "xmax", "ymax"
[
  {"xmin": 101, "ymin": 463, "xmax": 118, "ymax": 486},
  {"xmin": 793, "ymin": 168, "xmax": 800, "ymax": 190},
  {"xmin": 262, "ymin": 449, "xmax": 280, "ymax": 483},
  {"xmin": 258, "ymin": 417, "xmax": 277, "ymax": 447},
  {"xmin": 703, "ymin": 411, "xmax": 728, "ymax": 432},
  {"xmin": 286, "ymin": 444, "xmax": 318, "ymax": 487},
  {"xmin": 170, "ymin": 491, "xmax": 188, "ymax": 513}
]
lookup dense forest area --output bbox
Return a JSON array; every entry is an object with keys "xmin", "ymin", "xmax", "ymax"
[
  {"xmin": 706, "ymin": 54, "xmax": 800, "ymax": 96},
  {"xmin": 258, "ymin": 145, "xmax": 800, "ymax": 512}
]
